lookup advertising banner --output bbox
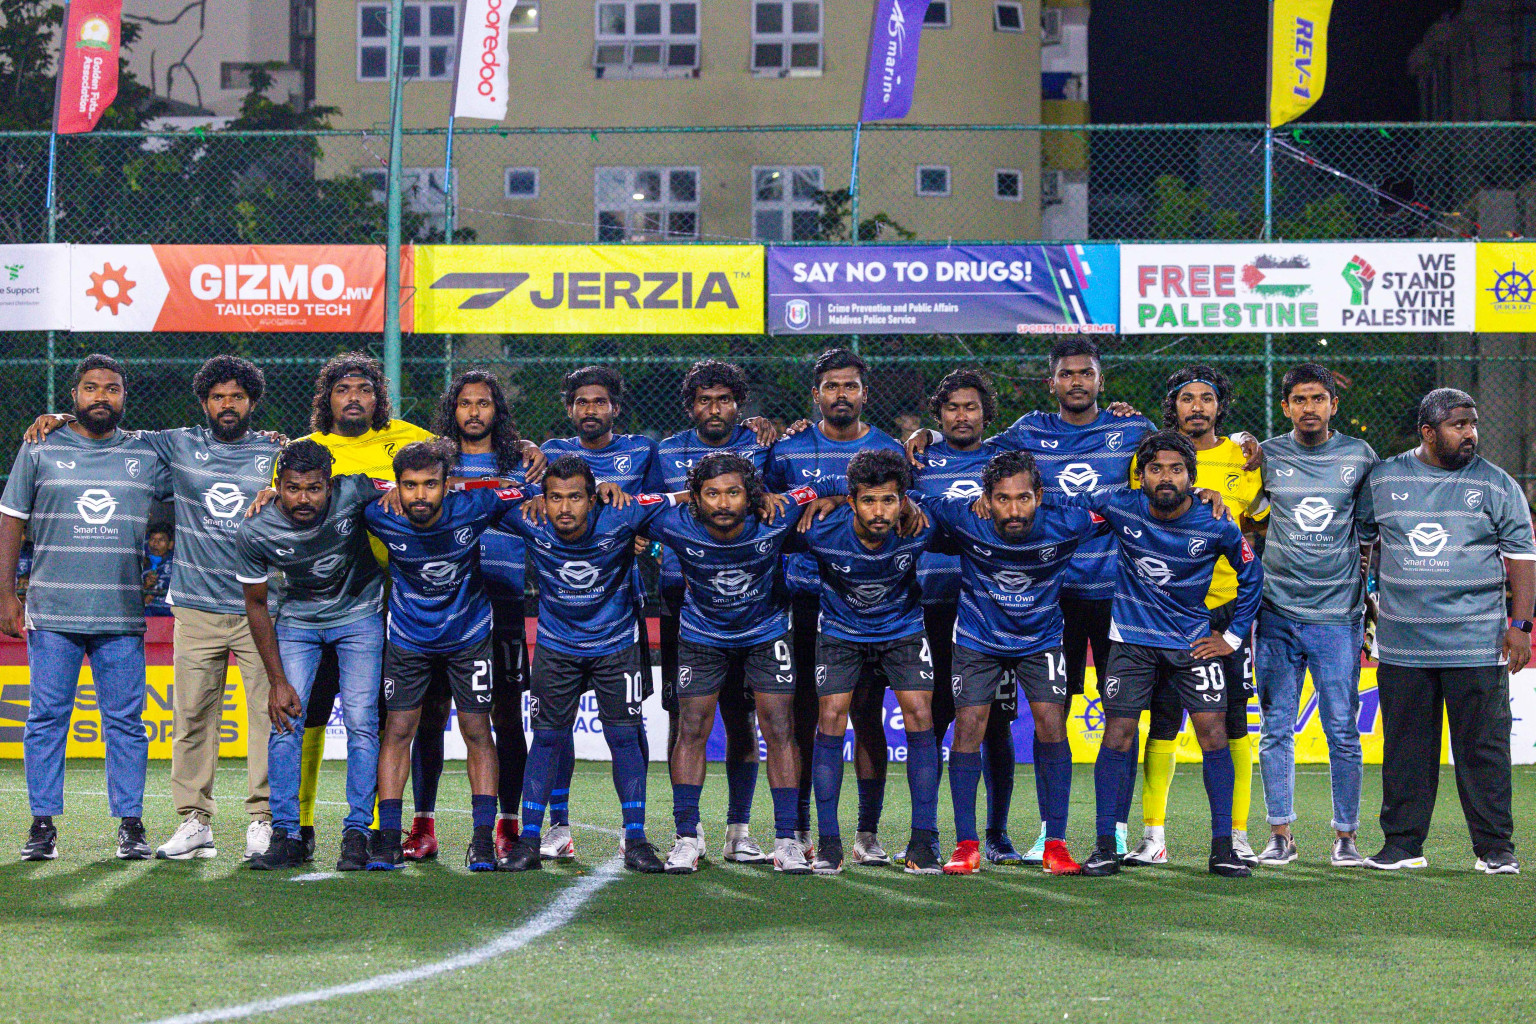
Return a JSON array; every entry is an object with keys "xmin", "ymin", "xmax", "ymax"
[
  {"xmin": 69, "ymin": 245, "xmax": 408, "ymax": 332},
  {"xmin": 1268, "ymin": 0, "xmax": 1331, "ymax": 128},
  {"xmin": 1121, "ymin": 242, "xmax": 1475, "ymax": 333},
  {"xmin": 860, "ymin": 0, "xmax": 930, "ymax": 121},
  {"xmin": 1474, "ymin": 242, "xmax": 1536, "ymax": 333},
  {"xmin": 767, "ymin": 243, "xmax": 1119, "ymax": 335},
  {"xmin": 414, "ymin": 244, "xmax": 763, "ymax": 334},
  {"xmin": 0, "ymin": 244, "xmax": 70, "ymax": 329},
  {"xmin": 55, "ymin": 0, "xmax": 122, "ymax": 135},
  {"xmin": 453, "ymin": 0, "xmax": 513, "ymax": 122}
]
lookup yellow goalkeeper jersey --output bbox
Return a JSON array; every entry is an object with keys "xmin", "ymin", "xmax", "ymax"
[{"xmin": 304, "ymin": 419, "xmax": 436, "ymax": 564}]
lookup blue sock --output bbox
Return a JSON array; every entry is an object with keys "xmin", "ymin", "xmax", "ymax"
[
  {"xmin": 672, "ymin": 783, "xmax": 702, "ymax": 837},
  {"xmin": 521, "ymin": 728, "xmax": 563, "ymax": 839},
  {"xmin": 1035, "ymin": 738, "xmax": 1072, "ymax": 840},
  {"xmin": 1095, "ymin": 745, "xmax": 1133, "ymax": 840},
  {"xmin": 1116, "ymin": 733, "xmax": 1139, "ymax": 824},
  {"xmin": 1202, "ymin": 747, "xmax": 1235, "ymax": 839},
  {"xmin": 949, "ymin": 750, "xmax": 983, "ymax": 843},
  {"xmin": 812, "ymin": 732, "xmax": 845, "ymax": 839},
  {"xmin": 471, "ymin": 794, "xmax": 497, "ymax": 830},
  {"xmin": 771, "ymin": 786, "xmax": 799, "ymax": 839},
  {"xmin": 797, "ymin": 785, "xmax": 812, "ymax": 834},
  {"xmin": 550, "ymin": 731, "xmax": 574, "ymax": 826},
  {"xmin": 410, "ymin": 734, "xmax": 441, "ymax": 815},
  {"xmin": 378, "ymin": 798, "xmax": 403, "ymax": 833},
  {"xmin": 856, "ymin": 777, "xmax": 885, "ymax": 834},
  {"xmin": 606, "ymin": 723, "xmax": 648, "ymax": 840},
  {"xmin": 983, "ymin": 733, "xmax": 1016, "ymax": 835},
  {"xmin": 905, "ymin": 728, "xmax": 939, "ymax": 834},
  {"xmin": 725, "ymin": 760, "xmax": 758, "ymax": 825}
]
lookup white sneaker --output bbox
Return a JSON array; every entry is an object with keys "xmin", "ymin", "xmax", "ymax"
[
  {"xmin": 540, "ymin": 824, "xmax": 576, "ymax": 861},
  {"xmin": 155, "ymin": 816, "xmax": 216, "ymax": 860},
  {"xmin": 773, "ymin": 836, "xmax": 813, "ymax": 874},
  {"xmin": 851, "ymin": 831, "xmax": 891, "ymax": 866},
  {"xmin": 723, "ymin": 823, "xmax": 769, "ymax": 863},
  {"xmin": 244, "ymin": 820, "xmax": 272, "ymax": 861},
  {"xmin": 794, "ymin": 829, "xmax": 815, "ymax": 859},
  {"xmin": 1231, "ymin": 830, "xmax": 1259, "ymax": 865},
  {"xmin": 664, "ymin": 833, "xmax": 705, "ymax": 874},
  {"xmin": 1123, "ymin": 826, "xmax": 1168, "ymax": 866}
]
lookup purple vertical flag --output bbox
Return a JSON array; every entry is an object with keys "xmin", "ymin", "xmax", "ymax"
[{"xmin": 859, "ymin": 0, "xmax": 930, "ymax": 121}]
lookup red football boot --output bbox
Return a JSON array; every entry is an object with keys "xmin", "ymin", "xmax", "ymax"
[
  {"xmin": 1042, "ymin": 838, "xmax": 1083, "ymax": 876},
  {"xmin": 942, "ymin": 839, "xmax": 981, "ymax": 875},
  {"xmin": 401, "ymin": 816, "xmax": 438, "ymax": 861},
  {"xmin": 494, "ymin": 817, "xmax": 520, "ymax": 861}
]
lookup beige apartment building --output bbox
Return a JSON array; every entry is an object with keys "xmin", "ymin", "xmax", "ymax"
[{"xmin": 313, "ymin": 0, "xmax": 1045, "ymax": 243}]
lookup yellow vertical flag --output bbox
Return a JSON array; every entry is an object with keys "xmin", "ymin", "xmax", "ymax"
[{"xmin": 1268, "ymin": 0, "xmax": 1332, "ymax": 127}]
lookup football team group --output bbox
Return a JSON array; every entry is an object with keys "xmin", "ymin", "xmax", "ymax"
[{"xmin": 2, "ymin": 340, "xmax": 1529, "ymax": 881}]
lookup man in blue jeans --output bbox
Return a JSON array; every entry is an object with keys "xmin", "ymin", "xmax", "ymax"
[
  {"xmin": 234, "ymin": 440, "xmax": 388, "ymax": 872},
  {"xmin": 1252, "ymin": 364, "xmax": 1379, "ymax": 867},
  {"xmin": 0, "ymin": 354, "xmax": 173, "ymax": 861}
]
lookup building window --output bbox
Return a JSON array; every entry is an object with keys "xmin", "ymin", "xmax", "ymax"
[
  {"xmin": 357, "ymin": 2, "xmax": 457, "ymax": 81},
  {"xmin": 595, "ymin": 166, "xmax": 700, "ymax": 241},
  {"xmin": 753, "ymin": 166, "xmax": 823, "ymax": 241},
  {"xmin": 924, "ymin": 1, "xmax": 950, "ymax": 27},
  {"xmin": 993, "ymin": 1, "xmax": 1024, "ymax": 32},
  {"xmin": 752, "ymin": 1, "xmax": 822, "ymax": 75},
  {"xmin": 994, "ymin": 169, "xmax": 1022, "ymax": 201},
  {"xmin": 360, "ymin": 167, "xmax": 453, "ymax": 235},
  {"xmin": 220, "ymin": 62, "xmax": 259, "ymax": 91},
  {"xmin": 916, "ymin": 165, "xmax": 950, "ymax": 197},
  {"xmin": 509, "ymin": 0, "xmax": 540, "ymax": 31},
  {"xmin": 505, "ymin": 167, "xmax": 540, "ymax": 199},
  {"xmin": 593, "ymin": 1, "xmax": 700, "ymax": 76}
]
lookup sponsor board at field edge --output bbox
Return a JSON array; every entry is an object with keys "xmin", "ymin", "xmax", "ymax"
[
  {"xmin": 1475, "ymin": 242, "xmax": 1536, "ymax": 332},
  {"xmin": 413, "ymin": 245, "xmax": 763, "ymax": 334},
  {"xmin": 68, "ymin": 245, "xmax": 410, "ymax": 332},
  {"xmin": 1121, "ymin": 243, "xmax": 1475, "ymax": 334},
  {"xmin": 767, "ymin": 244, "xmax": 1119, "ymax": 335},
  {"xmin": 0, "ymin": 245, "xmax": 70, "ymax": 329}
]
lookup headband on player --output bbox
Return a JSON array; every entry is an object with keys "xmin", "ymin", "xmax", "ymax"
[{"xmin": 1170, "ymin": 377, "xmax": 1218, "ymax": 396}]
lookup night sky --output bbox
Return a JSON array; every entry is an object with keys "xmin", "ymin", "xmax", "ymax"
[{"xmin": 1090, "ymin": 0, "xmax": 1463, "ymax": 123}]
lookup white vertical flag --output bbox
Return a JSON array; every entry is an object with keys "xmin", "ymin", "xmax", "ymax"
[{"xmin": 453, "ymin": 0, "xmax": 513, "ymax": 121}]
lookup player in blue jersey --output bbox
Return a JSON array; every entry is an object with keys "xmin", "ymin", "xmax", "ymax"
[
  {"xmin": 1069, "ymin": 431, "xmax": 1263, "ymax": 878},
  {"xmin": 791, "ymin": 449, "xmax": 943, "ymax": 875},
  {"xmin": 765, "ymin": 348, "xmax": 907, "ymax": 865},
  {"xmin": 909, "ymin": 369, "xmax": 1027, "ymax": 867},
  {"xmin": 907, "ymin": 339, "xmax": 1156, "ymax": 862},
  {"xmin": 644, "ymin": 453, "xmax": 822, "ymax": 873},
  {"xmin": 404, "ymin": 370, "xmax": 535, "ymax": 864},
  {"xmin": 655, "ymin": 361, "xmax": 782, "ymax": 864},
  {"xmin": 495, "ymin": 455, "xmax": 677, "ymax": 874},
  {"xmin": 361, "ymin": 441, "xmax": 536, "ymax": 873}
]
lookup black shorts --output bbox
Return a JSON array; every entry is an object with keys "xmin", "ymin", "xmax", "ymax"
[
  {"xmin": 530, "ymin": 642, "xmax": 645, "ymax": 729},
  {"xmin": 951, "ymin": 645, "xmax": 1065, "ymax": 708},
  {"xmin": 677, "ymin": 634, "xmax": 797, "ymax": 698},
  {"xmin": 383, "ymin": 635, "xmax": 495, "ymax": 713},
  {"xmin": 1149, "ymin": 601, "xmax": 1254, "ymax": 739},
  {"xmin": 815, "ymin": 632, "xmax": 933, "ymax": 696},
  {"xmin": 1101, "ymin": 642, "xmax": 1229, "ymax": 718},
  {"xmin": 1060, "ymin": 593, "xmax": 1112, "ymax": 697}
]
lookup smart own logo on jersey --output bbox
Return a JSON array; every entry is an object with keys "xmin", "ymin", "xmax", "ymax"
[
  {"xmin": 557, "ymin": 560, "xmax": 602, "ymax": 589},
  {"xmin": 710, "ymin": 568, "xmax": 754, "ymax": 597},
  {"xmin": 994, "ymin": 570, "xmax": 1033, "ymax": 593},
  {"xmin": 944, "ymin": 480, "xmax": 984, "ymax": 500},
  {"xmin": 1057, "ymin": 463, "xmax": 1100, "ymax": 494},
  {"xmin": 419, "ymin": 560, "xmax": 459, "ymax": 587},
  {"xmin": 1293, "ymin": 496, "xmax": 1335, "ymax": 533},
  {"xmin": 1407, "ymin": 523, "xmax": 1450, "ymax": 558},
  {"xmin": 1133, "ymin": 555, "xmax": 1174, "ymax": 587},
  {"xmin": 75, "ymin": 488, "xmax": 117, "ymax": 526},
  {"xmin": 311, "ymin": 553, "xmax": 346, "ymax": 577},
  {"xmin": 202, "ymin": 482, "xmax": 246, "ymax": 520},
  {"xmin": 849, "ymin": 582, "xmax": 891, "ymax": 606}
]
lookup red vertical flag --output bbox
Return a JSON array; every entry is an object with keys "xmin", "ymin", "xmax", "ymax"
[{"xmin": 55, "ymin": 0, "xmax": 123, "ymax": 134}]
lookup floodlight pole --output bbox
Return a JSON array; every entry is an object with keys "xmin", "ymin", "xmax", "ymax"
[{"xmin": 382, "ymin": 0, "xmax": 407, "ymax": 396}]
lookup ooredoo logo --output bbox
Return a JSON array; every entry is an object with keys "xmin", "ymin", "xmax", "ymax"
[
  {"xmin": 202, "ymin": 482, "xmax": 246, "ymax": 519},
  {"xmin": 1407, "ymin": 523, "xmax": 1450, "ymax": 558},
  {"xmin": 75, "ymin": 488, "xmax": 117, "ymax": 525}
]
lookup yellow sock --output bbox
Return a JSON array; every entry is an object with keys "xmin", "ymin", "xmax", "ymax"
[
  {"xmin": 1142, "ymin": 738, "xmax": 1177, "ymax": 828},
  {"xmin": 298, "ymin": 726, "xmax": 325, "ymax": 828},
  {"xmin": 1229, "ymin": 735, "xmax": 1253, "ymax": 831}
]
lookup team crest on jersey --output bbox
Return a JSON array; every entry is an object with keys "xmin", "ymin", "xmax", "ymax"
[
  {"xmin": 383, "ymin": 678, "xmax": 395, "ymax": 700},
  {"xmin": 816, "ymin": 665, "xmax": 827, "ymax": 686},
  {"xmin": 1188, "ymin": 537, "xmax": 1208, "ymax": 558},
  {"xmin": 334, "ymin": 517, "xmax": 354, "ymax": 536},
  {"xmin": 1465, "ymin": 488, "xmax": 1484, "ymax": 510},
  {"xmin": 1226, "ymin": 473, "xmax": 1240, "ymax": 491},
  {"xmin": 1103, "ymin": 676, "xmax": 1120, "ymax": 699},
  {"xmin": 951, "ymin": 674, "xmax": 963, "ymax": 697},
  {"xmin": 527, "ymin": 695, "xmax": 540, "ymax": 718},
  {"xmin": 895, "ymin": 554, "xmax": 912, "ymax": 572},
  {"xmin": 756, "ymin": 540, "xmax": 772, "ymax": 554},
  {"xmin": 677, "ymin": 666, "xmax": 693, "ymax": 690},
  {"xmin": 255, "ymin": 455, "xmax": 272, "ymax": 475},
  {"xmin": 455, "ymin": 527, "xmax": 474, "ymax": 546},
  {"xmin": 1340, "ymin": 465, "xmax": 1358, "ymax": 485},
  {"xmin": 614, "ymin": 455, "xmax": 632, "ymax": 475},
  {"xmin": 123, "ymin": 457, "xmax": 140, "ymax": 478},
  {"xmin": 1105, "ymin": 431, "xmax": 1124, "ymax": 451},
  {"xmin": 1057, "ymin": 463, "xmax": 1100, "ymax": 495},
  {"xmin": 1038, "ymin": 545, "xmax": 1057, "ymax": 562}
]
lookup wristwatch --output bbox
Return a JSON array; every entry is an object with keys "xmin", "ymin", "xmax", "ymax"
[{"xmin": 1512, "ymin": 620, "xmax": 1533, "ymax": 634}]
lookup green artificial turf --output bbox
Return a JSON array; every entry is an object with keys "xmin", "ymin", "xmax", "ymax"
[{"xmin": 1, "ymin": 759, "xmax": 1533, "ymax": 1024}]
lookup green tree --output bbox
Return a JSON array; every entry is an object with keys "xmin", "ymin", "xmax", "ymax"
[{"xmin": 810, "ymin": 187, "xmax": 916, "ymax": 242}]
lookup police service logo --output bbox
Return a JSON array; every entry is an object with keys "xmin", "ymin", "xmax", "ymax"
[
  {"xmin": 1187, "ymin": 537, "xmax": 1208, "ymax": 558},
  {"xmin": 124, "ymin": 457, "xmax": 140, "ymax": 479},
  {"xmin": 677, "ymin": 666, "xmax": 693, "ymax": 690},
  {"xmin": 710, "ymin": 568, "xmax": 754, "ymax": 597},
  {"xmin": 1407, "ymin": 522, "xmax": 1450, "ymax": 558},
  {"xmin": 1057, "ymin": 463, "xmax": 1100, "ymax": 494},
  {"xmin": 1103, "ymin": 676, "xmax": 1120, "ymax": 699},
  {"xmin": 255, "ymin": 454, "xmax": 272, "ymax": 476},
  {"xmin": 202, "ymin": 482, "xmax": 246, "ymax": 520},
  {"xmin": 994, "ymin": 570, "xmax": 1033, "ymax": 594},
  {"xmin": 613, "ymin": 455, "xmax": 632, "ymax": 475},
  {"xmin": 1340, "ymin": 464, "xmax": 1358, "ymax": 485},
  {"xmin": 419, "ymin": 560, "xmax": 459, "ymax": 587},
  {"xmin": 311, "ymin": 553, "xmax": 346, "ymax": 577},
  {"xmin": 455, "ymin": 526, "xmax": 474, "ymax": 546},
  {"xmin": 334, "ymin": 517, "xmax": 354, "ymax": 537},
  {"xmin": 557, "ymin": 559, "xmax": 602, "ymax": 589},
  {"xmin": 1133, "ymin": 556, "xmax": 1174, "ymax": 587},
  {"xmin": 785, "ymin": 298, "xmax": 810, "ymax": 330},
  {"xmin": 1293, "ymin": 496, "xmax": 1335, "ymax": 533},
  {"xmin": 1105, "ymin": 431, "xmax": 1124, "ymax": 452},
  {"xmin": 1465, "ymin": 488, "xmax": 1484, "ymax": 510},
  {"xmin": 75, "ymin": 488, "xmax": 117, "ymax": 526},
  {"xmin": 945, "ymin": 479, "xmax": 984, "ymax": 500}
]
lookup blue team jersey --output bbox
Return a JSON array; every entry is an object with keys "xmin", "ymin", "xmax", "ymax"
[
  {"xmin": 643, "ymin": 484, "xmax": 820, "ymax": 647},
  {"xmin": 921, "ymin": 494, "xmax": 1107, "ymax": 657},
  {"xmin": 763, "ymin": 422, "xmax": 905, "ymax": 597},
  {"xmin": 454, "ymin": 452, "xmax": 528, "ymax": 602},
  {"xmin": 911, "ymin": 440, "xmax": 994, "ymax": 606},
  {"xmin": 364, "ymin": 486, "xmax": 533, "ymax": 653},
  {"xmin": 788, "ymin": 503, "xmax": 935, "ymax": 643},
  {"xmin": 1066, "ymin": 489, "xmax": 1262, "ymax": 650},
  {"xmin": 654, "ymin": 424, "xmax": 771, "ymax": 598},
  {"xmin": 988, "ymin": 410, "xmax": 1155, "ymax": 600},
  {"xmin": 541, "ymin": 434, "xmax": 664, "ymax": 494},
  {"xmin": 504, "ymin": 495, "xmax": 673, "ymax": 657}
]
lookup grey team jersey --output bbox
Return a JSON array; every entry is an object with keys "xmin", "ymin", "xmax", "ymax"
[
  {"xmin": 1361, "ymin": 451, "xmax": 1536, "ymax": 668},
  {"xmin": 141, "ymin": 426, "xmax": 281, "ymax": 615},
  {"xmin": 1258, "ymin": 431, "xmax": 1379, "ymax": 623},
  {"xmin": 0, "ymin": 428, "xmax": 172, "ymax": 634},
  {"xmin": 233, "ymin": 474, "xmax": 386, "ymax": 630}
]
